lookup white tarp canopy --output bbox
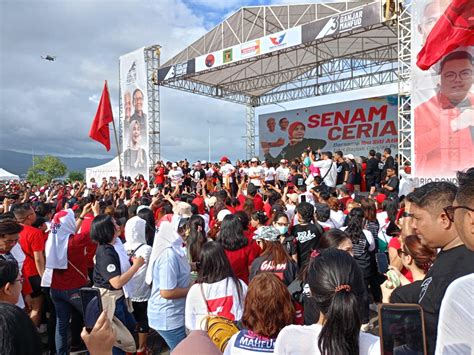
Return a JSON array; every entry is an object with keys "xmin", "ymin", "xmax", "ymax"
[
  {"xmin": 85, "ymin": 157, "xmax": 120, "ymax": 186},
  {"xmin": 0, "ymin": 168, "xmax": 19, "ymax": 181}
]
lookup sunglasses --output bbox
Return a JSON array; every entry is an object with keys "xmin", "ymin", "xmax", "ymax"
[{"xmin": 443, "ymin": 205, "xmax": 474, "ymax": 223}]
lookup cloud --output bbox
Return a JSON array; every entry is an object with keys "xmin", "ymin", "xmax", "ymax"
[{"xmin": 0, "ymin": 0, "xmax": 248, "ymax": 163}]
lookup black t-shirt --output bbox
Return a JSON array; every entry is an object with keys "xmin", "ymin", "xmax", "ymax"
[
  {"xmin": 193, "ymin": 169, "xmax": 206, "ymax": 181},
  {"xmin": 292, "ymin": 174, "xmax": 305, "ymax": 191},
  {"xmin": 390, "ymin": 280, "xmax": 422, "ymax": 304},
  {"xmin": 418, "ymin": 245, "xmax": 474, "ymax": 354},
  {"xmin": 93, "ymin": 244, "xmax": 122, "ymax": 290},
  {"xmin": 249, "ymin": 255, "xmax": 298, "ymax": 286},
  {"xmin": 291, "ymin": 223, "xmax": 324, "ymax": 268},
  {"xmin": 281, "ymin": 235, "xmax": 297, "ymax": 258},
  {"xmin": 336, "ymin": 162, "xmax": 349, "ymax": 185}
]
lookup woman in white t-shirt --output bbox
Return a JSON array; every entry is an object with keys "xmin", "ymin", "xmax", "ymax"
[
  {"xmin": 185, "ymin": 241, "xmax": 247, "ymax": 330},
  {"xmin": 274, "ymin": 249, "xmax": 380, "ymax": 355}
]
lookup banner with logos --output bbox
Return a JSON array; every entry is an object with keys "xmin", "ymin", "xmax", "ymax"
[
  {"xmin": 411, "ymin": 0, "xmax": 474, "ymax": 184},
  {"xmin": 119, "ymin": 48, "xmax": 149, "ymax": 180},
  {"xmin": 301, "ymin": 2, "xmax": 381, "ymax": 43},
  {"xmin": 194, "ymin": 27, "xmax": 302, "ymax": 73},
  {"xmin": 258, "ymin": 96, "xmax": 398, "ymax": 163}
]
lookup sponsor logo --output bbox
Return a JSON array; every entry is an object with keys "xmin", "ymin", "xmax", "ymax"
[
  {"xmin": 223, "ymin": 48, "xmax": 233, "ymax": 63},
  {"xmin": 316, "ymin": 8, "xmax": 364, "ymax": 40},
  {"xmin": 270, "ymin": 33, "xmax": 286, "ymax": 45},
  {"xmin": 107, "ymin": 264, "xmax": 117, "ymax": 273},
  {"xmin": 164, "ymin": 62, "xmax": 188, "ymax": 80},
  {"xmin": 205, "ymin": 54, "xmax": 215, "ymax": 68},
  {"xmin": 126, "ymin": 62, "xmax": 137, "ymax": 85},
  {"xmin": 241, "ymin": 39, "xmax": 260, "ymax": 58},
  {"xmin": 296, "ymin": 230, "xmax": 316, "ymax": 243},
  {"xmin": 419, "ymin": 277, "xmax": 432, "ymax": 303}
]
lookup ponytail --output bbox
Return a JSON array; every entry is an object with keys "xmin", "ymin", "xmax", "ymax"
[
  {"xmin": 307, "ymin": 249, "xmax": 365, "ymax": 355},
  {"xmin": 318, "ymin": 290, "xmax": 360, "ymax": 355}
]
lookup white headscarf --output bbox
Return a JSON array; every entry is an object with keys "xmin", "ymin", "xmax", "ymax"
[
  {"xmin": 145, "ymin": 215, "xmax": 184, "ymax": 285},
  {"xmin": 124, "ymin": 216, "xmax": 147, "ymax": 245},
  {"xmin": 42, "ymin": 209, "xmax": 76, "ymax": 287}
]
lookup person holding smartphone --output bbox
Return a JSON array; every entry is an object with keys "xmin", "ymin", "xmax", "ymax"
[{"xmin": 90, "ymin": 215, "xmax": 145, "ymax": 355}]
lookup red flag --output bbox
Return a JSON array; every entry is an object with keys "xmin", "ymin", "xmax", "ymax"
[
  {"xmin": 89, "ymin": 82, "xmax": 114, "ymax": 151},
  {"xmin": 417, "ymin": 0, "xmax": 474, "ymax": 70}
]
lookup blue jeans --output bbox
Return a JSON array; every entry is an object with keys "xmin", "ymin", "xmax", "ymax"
[
  {"xmin": 157, "ymin": 326, "xmax": 187, "ymax": 351},
  {"xmin": 50, "ymin": 288, "xmax": 83, "ymax": 355}
]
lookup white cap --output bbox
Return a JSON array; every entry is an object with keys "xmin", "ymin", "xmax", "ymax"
[
  {"xmin": 172, "ymin": 162, "xmax": 178, "ymax": 167},
  {"xmin": 344, "ymin": 154, "xmax": 355, "ymax": 160},
  {"xmin": 217, "ymin": 209, "xmax": 232, "ymax": 222},
  {"xmin": 150, "ymin": 187, "xmax": 159, "ymax": 196},
  {"xmin": 251, "ymin": 157, "xmax": 258, "ymax": 162},
  {"xmin": 201, "ymin": 160, "xmax": 207, "ymax": 165}
]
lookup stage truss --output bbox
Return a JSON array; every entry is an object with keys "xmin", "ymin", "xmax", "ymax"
[{"xmin": 155, "ymin": 1, "xmax": 411, "ymax": 162}]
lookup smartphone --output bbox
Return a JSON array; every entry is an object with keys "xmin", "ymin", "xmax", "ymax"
[
  {"xmin": 125, "ymin": 189, "xmax": 131, "ymax": 200},
  {"xmin": 300, "ymin": 194, "xmax": 307, "ymax": 203},
  {"xmin": 80, "ymin": 288, "xmax": 103, "ymax": 332},
  {"xmin": 378, "ymin": 303, "xmax": 427, "ymax": 355},
  {"xmin": 376, "ymin": 252, "xmax": 389, "ymax": 274}
]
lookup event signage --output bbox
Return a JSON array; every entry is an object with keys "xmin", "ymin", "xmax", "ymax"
[
  {"xmin": 411, "ymin": 0, "xmax": 474, "ymax": 183},
  {"xmin": 258, "ymin": 96, "xmax": 398, "ymax": 162},
  {"xmin": 194, "ymin": 27, "xmax": 302, "ymax": 73},
  {"xmin": 301, "ymin": 2, "xmax": 381, "ymax": 43},
  {"xmin": 157, "ymin": 58, "xmax": 195, "ymax": 82},
  {"xmin": 119, "ymin": 48, "xmax": 150, "ymax": 180}
]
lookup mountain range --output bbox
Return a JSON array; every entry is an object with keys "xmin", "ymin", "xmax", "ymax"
[{"xmin": 0, "ymin": 149, "xmax": 109, "ymax": 176}]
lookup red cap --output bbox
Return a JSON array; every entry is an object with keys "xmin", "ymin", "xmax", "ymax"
[
  {"xmin": 220, "ymin": 156, "xmax": 229, "ymax": 163},
  {"xmin": 375, "ymin": 193, "xmax": 387, "ymax": 205}
]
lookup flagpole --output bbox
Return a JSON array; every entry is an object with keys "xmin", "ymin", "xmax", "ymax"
[{"xmin": 106, "ymin": 80, "xmax": 123, "ymax": 178}]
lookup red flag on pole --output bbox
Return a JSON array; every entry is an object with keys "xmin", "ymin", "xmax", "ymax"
[
  {"xmin": 89, "ymin": 82, "xmax": 114, "ymax": 151},
  {"xmin": 417, "ymin": 0, "xmax": 474, "ymax": 70}
]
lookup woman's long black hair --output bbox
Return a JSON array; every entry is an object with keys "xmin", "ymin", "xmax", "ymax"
[
  {"xmin": 344, "ymin": 207, "xmax": 365, "ymax": 244},
  {"xmin": 137, "ymin": 208, "xmax": 156, "ymax": 246},
  {"xmin": 197, "ymin": 241, "xmax": 243, "ymax": 304},
  {"xmin": 187, "ymin": 215, "xmax": 207, "ymax": 262},
  {"xmin": 307, "ymin": 249, "xmax": 364, "ymax": 355},
  {"xmin": 217, "ymin": 214, "xmax": 248, "ymax": 251}
]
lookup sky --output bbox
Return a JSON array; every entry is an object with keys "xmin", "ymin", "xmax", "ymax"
[{"xmin": 0, "ymin": 0, "xmax": 395, "ymax": 164}]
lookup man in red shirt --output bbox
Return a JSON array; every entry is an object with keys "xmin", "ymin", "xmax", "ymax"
[
  {"xmin": 153, "ymin": 161, "xmax": 166, "ymax": 189},
  {"xmin": 13, "ymin": 203, "xmax": 45, "ymax": 327},
  {"xmin": 414, "ymin": 51, "xmax": 474, "ymax": 177}
]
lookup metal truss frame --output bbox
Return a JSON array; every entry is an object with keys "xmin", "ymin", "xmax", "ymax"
[
  {"xmin": 396, "ymin": 0, "xmax": 412, "ymax": 168},
  {"xmin": 246, "ymin": 106, "xmax": 256, "ymax": 159},
  {"xmin": 156, "ymin": 2, "xmax": 408, "ymax": 161},
  {"xmin": 145, "ymin": 45, "xmax": 162, "ymax": 165}
]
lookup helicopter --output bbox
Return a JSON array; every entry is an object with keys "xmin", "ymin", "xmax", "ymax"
[{"xmin": 41, "ymin": 55, "xmax": 56, "ymax": 62}]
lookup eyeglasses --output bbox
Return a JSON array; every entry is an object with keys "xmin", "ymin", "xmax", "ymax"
[
  {"xmin": 397, "ymin": 248, "xmax": 409, "ymax": 258},
  {"xmin": 443, "ymin": 205, "xmax": 474, "ymax": 223},
  {"xmin": 443, "ymin": 69, "xmax": 472, "ymax": 82},
  {"xmin": 15, "ymin": 277, "xmax": 24, "ymax": 284}
]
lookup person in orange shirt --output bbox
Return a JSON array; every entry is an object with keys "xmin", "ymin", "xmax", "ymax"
[{"xmin": 414, "ymin": 50, "xmax": 474, "ymax": 177}]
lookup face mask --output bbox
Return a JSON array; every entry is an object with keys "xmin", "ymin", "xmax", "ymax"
[
  {"xmin": 304, "ymin": 156, "xmax": 311, "ymax": 166},
  {"xmin": 277, "ymin": 226, "xmax": 288, "ymax": 235}
]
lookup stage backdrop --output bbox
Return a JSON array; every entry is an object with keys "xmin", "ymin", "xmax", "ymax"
[
  {"xmin": 258, "ymin": 96, "xmax": 398, "ymax": 163},
  {"xmin": 119, "ymin": 48, "xmax": 149, "ymax": 180},
  {"xmin": 412, "ymin": 0, "xmax": 474, "ymax": 184}
]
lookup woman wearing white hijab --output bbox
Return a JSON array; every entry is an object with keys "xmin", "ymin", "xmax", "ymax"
[
  {"xmin": 146, "ymin": 216, "xmax": 191, "ymax": 351},
  {"xmin": 123, "ymin": 216, "xmax": 152, "ymax": 355}
]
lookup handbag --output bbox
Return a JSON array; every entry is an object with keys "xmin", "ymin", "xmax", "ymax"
[{"xmin": 200, "ymin": 285, "xmax": 239, "ymax": 352}]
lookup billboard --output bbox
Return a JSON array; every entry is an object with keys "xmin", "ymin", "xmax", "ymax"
[
  {"xmin": 412, "ymin": 0, "xmax": 474, "ymax": 182},
  {"xmin": 258, "ymin": 96, "xmax": 398, "ymax": 163},
  {"xmin": 119, "ymin": 48, "xmax": 149, "ymax": 179}
]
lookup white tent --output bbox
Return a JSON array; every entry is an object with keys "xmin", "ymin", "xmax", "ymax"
[
  {"xmin": 0, "ymin": 168, "xmax": 20, "ymax": 181},
  {"xmin": 85, "ymin": 157, "xmax": 120, "ymax": 187}
]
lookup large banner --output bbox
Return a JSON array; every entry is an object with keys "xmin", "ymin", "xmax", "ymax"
[
  {"xmin": 259, "ymin": 96, "xmax": 398, "ymax": 163},
  {"xmin": 412, "ymin": 0, "xmax": 474, "ymax": 183},
  {"xmin": 119, "ymin": 48, "xmax": 149, "ymax": 179}
]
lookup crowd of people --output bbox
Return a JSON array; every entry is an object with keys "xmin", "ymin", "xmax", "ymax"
[{"xmin": 0, "ymin": 148, "xmax": 472, "ymax": 355}]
